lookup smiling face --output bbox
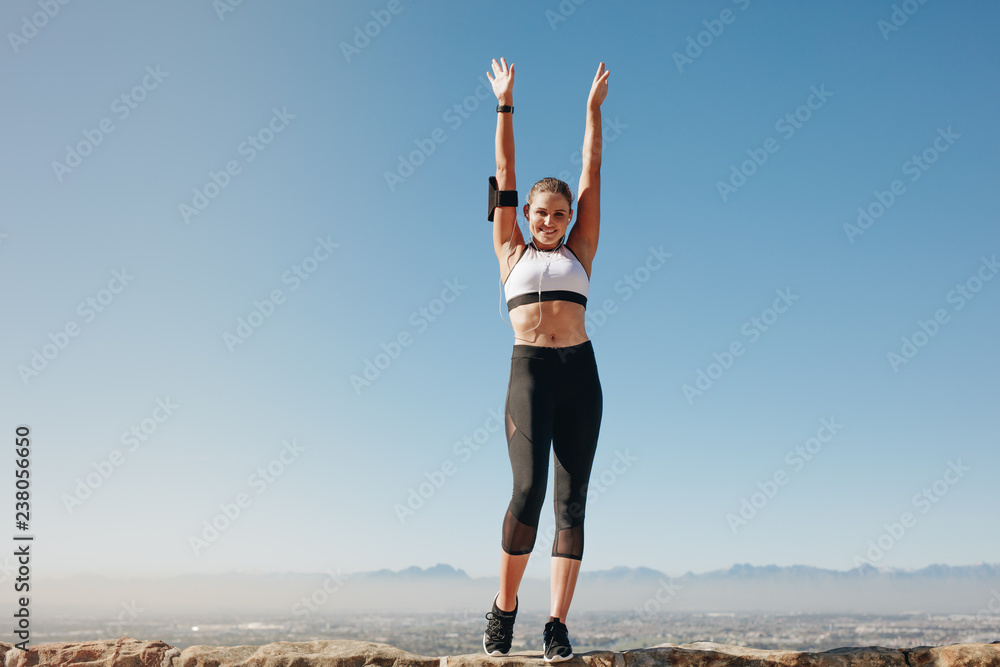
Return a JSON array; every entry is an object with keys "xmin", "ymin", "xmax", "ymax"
[{"xmin": 524, "ymin": 191, "xmax": 573, "ymax": 249}]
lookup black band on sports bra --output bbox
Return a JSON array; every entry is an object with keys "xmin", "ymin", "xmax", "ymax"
[{"xmin": 506, "ymin": 290, "xmax": 588, "ymax": 312}]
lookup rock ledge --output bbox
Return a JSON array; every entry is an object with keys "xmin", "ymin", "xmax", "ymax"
[{"xmin": 1, "ymin": 637, "xmax": 998, "ymax": 667}]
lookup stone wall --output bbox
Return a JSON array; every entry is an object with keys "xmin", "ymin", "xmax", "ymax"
[{"xmin": 1, "ymin": 637, "xmax": 999, "ymax": 667}]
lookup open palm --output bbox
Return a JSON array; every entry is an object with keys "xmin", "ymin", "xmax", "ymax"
[{"xmin": 487, "ymin": 57, "xmax": 515, "ymax": 102}]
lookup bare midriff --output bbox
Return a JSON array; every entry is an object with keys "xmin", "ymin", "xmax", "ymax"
[{"xmin": 509, "ymin": 300, "xmax": 589, "ymax": 347}]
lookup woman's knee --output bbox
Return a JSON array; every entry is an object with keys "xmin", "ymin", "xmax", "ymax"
[
  {"xmin": 510, "ymin": 475, "xmax": 546, "ymax": 521},
  {"xmin": 556, "ymin": 497, "xmax": 587, "ymax": 529}
]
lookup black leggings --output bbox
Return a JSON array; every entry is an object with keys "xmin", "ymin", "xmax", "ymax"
[{"xmin": 501, "ymin": 340, "xmax": 603, "ymax": 561}]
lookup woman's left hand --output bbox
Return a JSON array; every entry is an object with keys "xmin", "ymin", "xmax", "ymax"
[{"xmin": 587, "ymin": 62, "xmax": 610, "ymax": 109}]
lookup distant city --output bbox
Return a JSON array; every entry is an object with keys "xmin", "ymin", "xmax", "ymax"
[
  {"xmin": 31, "ymin": 610, "xmax": 1000, "ymax": 655},
  {"xmin": 29, "ymin": 562, "xmax": 1000, "ymax": 653}
]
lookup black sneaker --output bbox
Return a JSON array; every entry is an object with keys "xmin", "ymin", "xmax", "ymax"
[
  {"xmin": 543, "ymin": 619, "xmax": 573, "ymax": 662},
  {"xmin": 483, "ymin": 592, "xmax": 517, "ymax": 656}
]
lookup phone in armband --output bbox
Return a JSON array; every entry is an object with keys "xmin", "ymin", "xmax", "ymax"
[{"xmin": 488, "ymin": 176, "xmax": 518, "ymax": 221}]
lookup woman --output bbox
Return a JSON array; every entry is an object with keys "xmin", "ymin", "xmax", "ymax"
[{"xmin": 482, "ymin": 56, "xmax": 610, "ymax": 662}]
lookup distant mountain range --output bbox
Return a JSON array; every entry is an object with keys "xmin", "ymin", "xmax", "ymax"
[
  {"xmin": 42, "ymin": 562, "xmax": 1000, "ymax": 617},
  {"xmin": 352, "ymin": 561, "xmax": 1000, "ymax": 581},
  {"xmin": 362, "ymin": 563, "xmax": 473, "ymax": 578}
]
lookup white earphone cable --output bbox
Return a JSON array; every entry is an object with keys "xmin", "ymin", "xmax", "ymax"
[{"xmin": 497, "ymin": 209, "xmax": 547, "ymax": 338}]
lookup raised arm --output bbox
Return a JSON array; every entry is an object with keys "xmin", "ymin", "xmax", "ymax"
[
  {"xmin": 487, "ymin": 57, "xmax": 524, "ymax": 273},
  {"xmin": 567, "ymin": 62, "xmax": 610, "ymax": 271}
]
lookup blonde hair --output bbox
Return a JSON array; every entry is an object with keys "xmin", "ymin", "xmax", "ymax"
[{"xmin": 526, "ymin": 177, "xmax": 574, "ymax": 210}]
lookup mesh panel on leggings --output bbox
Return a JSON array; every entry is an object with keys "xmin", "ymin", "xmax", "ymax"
[
  {"xmin": 501, "ymin": 508, "xmax": 536, "ymax": 556},
  {"xmin": 505, "ymin": 407, "xmax": 517, "ymax": 442},
  {"xmin": 551, "ymin": 524, "xmax": 583, "ymax": 560}
]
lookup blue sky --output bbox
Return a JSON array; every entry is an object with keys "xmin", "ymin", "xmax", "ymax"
[{"xmin": 2, "ymin": 1, "xmax": 998, "ymax": 582}]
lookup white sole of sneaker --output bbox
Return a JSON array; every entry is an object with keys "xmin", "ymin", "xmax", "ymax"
[
  {"xmin": 483, "ymin": 632, "xmax": 509, "ymax": 657},
  {"xmin": 543, "ymin": 654, "xmax": 573, "ymax": 662},
  {"xmin": 543, "ymin": 648, "xmax": 573, "ymax": 662}
]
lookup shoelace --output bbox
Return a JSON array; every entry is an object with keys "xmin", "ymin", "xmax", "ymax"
[{"xmin": 485, "ymin": 611, "xmax": 512, "ymax": 640}]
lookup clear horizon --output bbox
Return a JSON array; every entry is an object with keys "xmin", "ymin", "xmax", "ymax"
[
  {"xmin": 2, "ymin": 2, "xmax": 998, "ymax": 586},
  {"xmin": 40, "ymin": 559, "xmax": 1000, "ymax": 579}
]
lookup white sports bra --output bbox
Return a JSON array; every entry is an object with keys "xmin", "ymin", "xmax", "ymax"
[{"xmin": 503, "ymin": 237, "xmax": 589, "ymax": 312}]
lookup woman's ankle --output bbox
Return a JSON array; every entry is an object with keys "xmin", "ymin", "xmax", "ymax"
[{"xmin": 496, "ymin": 592, "xmax": 517, "ymax": 614}]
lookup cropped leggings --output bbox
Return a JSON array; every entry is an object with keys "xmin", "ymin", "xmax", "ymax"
[{"xmin": 501, "ymin": 340, "xmax": 603, "ymax": 561}]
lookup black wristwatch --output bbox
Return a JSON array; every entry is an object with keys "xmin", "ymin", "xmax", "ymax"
[{"xmin": 496, "ymin": 105, "xmax": 514, "ymax": 114}]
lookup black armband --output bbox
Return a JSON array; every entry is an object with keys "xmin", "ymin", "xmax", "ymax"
[{"xmin": 488, "ymin": 176, "xmax": 518, "ymax": 222}]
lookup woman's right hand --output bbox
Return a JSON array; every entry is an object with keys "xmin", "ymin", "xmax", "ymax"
[
  {"xmin": 487, "ymin": 57, "xmax": 515, "ymax": 105},
  {"xmin": 587, "ymin": 62, "xmax": 610, "ymax": 109}
]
